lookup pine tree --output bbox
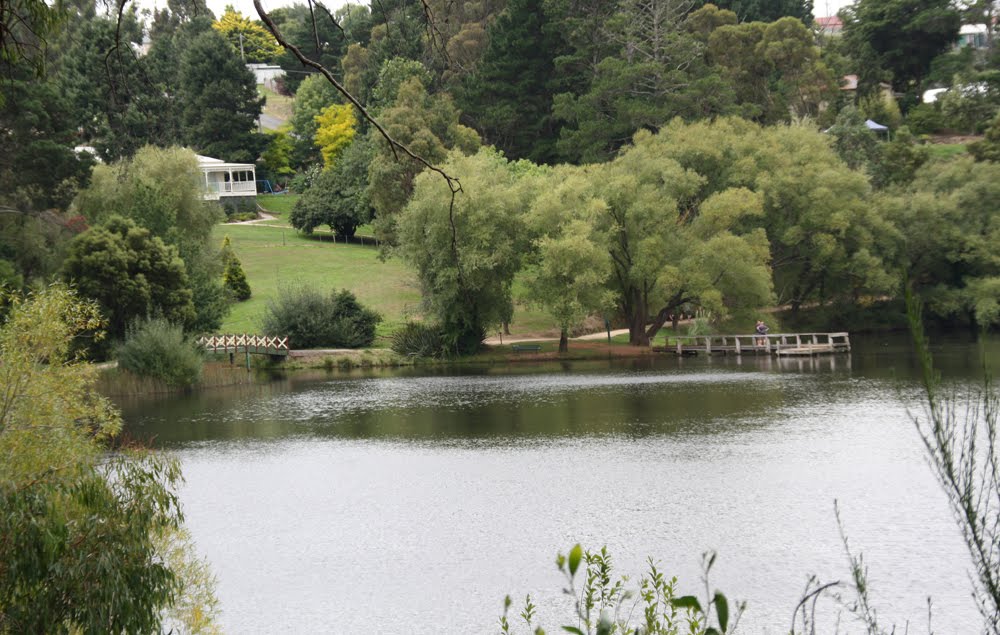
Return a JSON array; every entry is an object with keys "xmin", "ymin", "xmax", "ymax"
[
  {"xmin": 220, "ymin": 236, "xmax": 251, "ymax": 301},
  {"xmin": 458, "ymin": 0, "xmax": 565, "ymax": 164}
]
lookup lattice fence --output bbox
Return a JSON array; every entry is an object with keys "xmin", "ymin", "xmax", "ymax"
[{"xmin": 197, "ymin": 334, "xmax": 290, "ymax": 356}]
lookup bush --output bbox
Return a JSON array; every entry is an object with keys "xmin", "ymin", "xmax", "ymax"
[
  {"xmin": 222, "ymin": 256, "xmax": 251, "ymax": 301},
  {"xmin": 116, "ymin": 318, "xmax": 203, "ymax": 387},
  {"xmin": 260, "ymin": 287, "xmax": 381, "ymax": 349},
  {"xmin": 905, "ymin": 103, "xmax": 945, "ymax": 135},
  {"xmin": 390, "ymin": 322, "xmax": 445, "ymax": 357}
]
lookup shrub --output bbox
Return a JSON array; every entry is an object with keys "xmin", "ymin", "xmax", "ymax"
[
  {"xmin": 905, "ymin": 103, "xmax": 945, "ymax": 135},
  {"xmin": 116, "ymin": 318, "xmax": 203, "ymax": 387},
  {"xmin": 390, "ymin": 322, "xmax": 445, "ymax": 357},
  {"xmin": 222, "ymin": 255, "xmax": 251, "ymax": 301},
  {"xmin": 260, "ymin": 287, "xmax": 381, "ymax": 349}
]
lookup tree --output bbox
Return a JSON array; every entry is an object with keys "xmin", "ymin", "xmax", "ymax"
[
  {"xmin": 521, "ymin": 214, "xmax": 612, "ymax": 352},
  {"xmin": 841, "ymin": 0, "xmax": 961, "ymax": 93},
  {"xmin": 459, "ymin": 0, "xmax": 566, "ymax": 163},
  {"xmin": 366, "ymin": 75, "xmax": 479, "ymax": 244},
  {"xmin": 260, "ymin": 126, "xmax": 296, "ymax": 180},
  {"xmin": 290, "ymin": 137, "xmax": 374, "ymax": 238},
  {"xmin": 398, "ymin": 148, "xmax": 540, "ymax": 353},
  {"xmin": 557, "ymin": 126, "xmax": 775, "ymax": 346},
  {"xmin": 553, "ymin": 0, "xmax": 736, "ymax": 163},
  {"xmin": 73, "ymin": 146, "xmax": 228, "ymax": 333},
  {"xmin": 0, "ymin": 286, "xmax": 202, "ymax": 633},
  {"xmin": 314, "ymin": 103, "xmax": 357, "ymax": 168},
  {"xmin": 886, "ymin": 157, "xmax": 1000, "ymax": 327},
  {"xmin": 969, "ymin": 110, "xmax": 1000, "ymax": 162},
  {"xmin": 220, "ymin": 236, "xmax": 251, "ymax": 301},
  {"xmin": 212, "ymin": 6, "xmax": 281, "ymax": 62},
  {"xmin": 695, "ymin": 0, "xmax": 813, "ymax": 23},
  {"xmin": 61, "ymin": 217, "xmax": 195, "ymax": 342},
  {"xmin": 290, "ymin": 73, "xmax": 343, "ymax": 162},
  {"xmin": 707, "ymin": 17, "xmax": 836, "ymax": 123},
  {"xmin": 177, "ymin": 29, "xmax": 266, "ymax": 163}
]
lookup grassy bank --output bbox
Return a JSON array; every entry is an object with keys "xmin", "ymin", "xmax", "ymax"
[{"xmin": 212, "ymin": 223, "xmax": 422, "ymax": 337}]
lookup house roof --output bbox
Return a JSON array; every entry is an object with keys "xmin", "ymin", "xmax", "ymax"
[
  {"xmin": 816, "ymin": 16, "xmax": 843, "ymax": 29},
  {"xmin": 196, "ymin": 155, "xmax": 255, "ymax": 171}
]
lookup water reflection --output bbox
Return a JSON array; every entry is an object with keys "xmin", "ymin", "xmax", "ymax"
[{"xmin": 116, "ymin": 332, "xmax": 994, "ymax": 633}]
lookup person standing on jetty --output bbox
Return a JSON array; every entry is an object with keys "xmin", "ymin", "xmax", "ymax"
[{"xmin": 755, "ymin": 319, "xmax": 769, "ymax": 346}]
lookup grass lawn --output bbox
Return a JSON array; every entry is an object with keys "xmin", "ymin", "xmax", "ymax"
[
  {"xmin": 213, "ymin": 219, "xmax": 560, "ymax": 345},
  {"xmin": 213, "ymin": 223, "xmax": 422, "ymax": 340},
  {"xmin": 926, "ymin": 143, "xmax": 967, "ymax": 159}
]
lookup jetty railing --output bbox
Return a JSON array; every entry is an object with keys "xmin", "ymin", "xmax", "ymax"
[{"xmin": 669, "ymin": 332, "xmax": 850, "ymax": 356}]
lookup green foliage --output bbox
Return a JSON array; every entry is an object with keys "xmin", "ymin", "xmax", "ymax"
[
  {"xmin": 290, "ymin": 74, "xmax": 343, "ymax": 164},
  {"xmin": 291, "ymin": 138, "xmax": 374, "ymax": 238},
  {"xmin": 260, "ymin": 287, "xmax": 381, "ymax": 349},
  {"xmin": 554, "ymin": 0, "xmax": 736, "ymax": 163},
  {"xmin": 938, "ymin": 83, "xmax": 1000, "ymax": 134},
  {"xmin": 695, "ymin": 0, "xmax": 813, "ymax": 23},
  {"xmin": 969, "ymin": 111, "xmax": 1000, "ymax": 162},
  {"xmin": 261, "ymin": 127, "xmax": 296, "ymax": 180},
  {"xmin": 222, "ymin": 244, "xmax": 252, "ymax": 302},
  {"xmin": 459, "ymin": 0, "xmax": 565, "ymax": 163},
  {"xmin": 177, "ymin": 29, "xmax": 266, "ymax": 163},
  {"xmin": 827, "ymin": 105, "xmax": 882, "ymax": 172},
  {"xmin": 841, "ymin": 0, "xmax": 961, "ymax": 93},
  {"xmin": 74, "ymin": 146, "xmax": 222, "ymax": 250},
  {"xmin": 61, "ymin": 216, "xmax": 195, "ymax": 343},
  {"xmin": 116, "ymin": 317, "xmax": 204, "ymax": 387},
  {"xmin": 399, "ymin": 148, "xmax": 538, "ymax": 354},
  {"xmin": 874, "ymin": 126, "xmax": 930, "ymax": 188},
  {"xmin": 0, "ymin": 68, "xmax": 94, "ymax": 214},
  {"xmin": 73, "ymin": 146, "xmax": 228, "ymax": 333},
  {"xmin": 884, "ymin": 157, "xmax": 1000, "ymax": 327},
  {"xmin": 0, "ymin": 287, "xmax": 210, "ymax": 634},
  {"xmin": 707, "ymin": 17, "xmax": 836, "ymax": 125},
  {"xmin": 389, "ymin": 321, "xmax": 446, "ymax": 357},
  {"xmin": 367, "ymin": 75, "xmax": 480, "ymax": 244},
  {"xmin": 501, "ymin": 545, "xmax": 743, "ymax": 634},
  {"xmin": 905, "ymin": 103, "xmax": 946, "ymax": 135}
]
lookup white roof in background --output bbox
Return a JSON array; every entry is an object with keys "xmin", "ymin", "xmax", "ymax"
[
  {"xmin": 923, "ymin": 88, "xmax": 948, "ymax": 103},
  {"xmin": 960, "ymin": 24, "xmax": 989, "ymax": 35}
]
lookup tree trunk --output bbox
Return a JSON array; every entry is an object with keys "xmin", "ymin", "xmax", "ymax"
[
  {"xmin": 559, "ymin": 327, "xmax": 568, "ymax": 353},
  {"xmin": 502, "ymin": 321, "xmax": 511, "ymax": 336},
  {"xmin": 644, "ymin": 305, "xmax": 676, "ymax": 344},
  {"xmin": 627, "ymin": 290, "xmax": 650, "ymax": 346}
]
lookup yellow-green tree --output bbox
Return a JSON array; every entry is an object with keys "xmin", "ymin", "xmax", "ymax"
[
  {"xmin": 0, "ymin": 286, "xmax": 219, "ymax": 633},
  {"xmin": 211, "ymin": 6, "xmax": 281, "ymax": 63},
  {"xmin": 314, "ymin": 104, "xmax": 358, "ymax": 169}
]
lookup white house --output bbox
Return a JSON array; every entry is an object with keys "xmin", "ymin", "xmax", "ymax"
[
  {"xmin": 246, "ymin": 63, "xmax": 285, "ymax": 91},
  {"xmin": 197, "ymin": 155, "xmax": 258, "ymax": 216}
]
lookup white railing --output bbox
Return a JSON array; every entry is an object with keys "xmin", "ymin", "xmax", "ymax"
[{"xmin": 205, "ymin": 181, "xmax": 256, "ymax": 194}]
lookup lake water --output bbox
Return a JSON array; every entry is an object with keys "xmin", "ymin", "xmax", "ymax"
[{"xmin": 119, "ymin": 333, "xmax": 997, "ymax": 634}]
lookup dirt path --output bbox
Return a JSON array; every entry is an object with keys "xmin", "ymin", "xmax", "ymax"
[
  {"xmin": 228, "ymin": 210, "xmax": 277, "ymax": 225},
  {"xmin": 484, "ymin": 328, "xmax": 632, "ymax": 345}
]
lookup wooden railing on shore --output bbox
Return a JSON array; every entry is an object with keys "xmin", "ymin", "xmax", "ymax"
[
  {"xmin": 197, "ymin": 334, "xmax": 290, "ymax": 356},
  {"xmin": 668, "ymin": 332, "xmax": 850, "ymax": 356}
]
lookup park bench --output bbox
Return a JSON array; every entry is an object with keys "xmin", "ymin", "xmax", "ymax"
[{"xmin": 511, "ymin": 343, "xmax": 542, "ymax": 353}]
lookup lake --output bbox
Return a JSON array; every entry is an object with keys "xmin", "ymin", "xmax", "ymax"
[{"xmin": 119, "ymin": 333, "xmax": 995, "ymax": 634}]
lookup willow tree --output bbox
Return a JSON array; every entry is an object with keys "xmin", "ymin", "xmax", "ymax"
[
  {"xmin": 578, "ymin": 130, "xmax": 774, "ymax": 346},
  {"xmin": 398, "ymin": 148, "xmax": 542, "ymax": 353}
]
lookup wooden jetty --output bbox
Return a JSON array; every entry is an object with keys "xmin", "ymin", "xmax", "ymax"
[{"xmin": 667, "ymin": 332, "xmax": 850, "ymax": 357}]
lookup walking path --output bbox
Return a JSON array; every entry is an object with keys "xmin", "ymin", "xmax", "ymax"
[{"xmin": 484, "ymin": 328, "xmax": 631, "ymax": 345}]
